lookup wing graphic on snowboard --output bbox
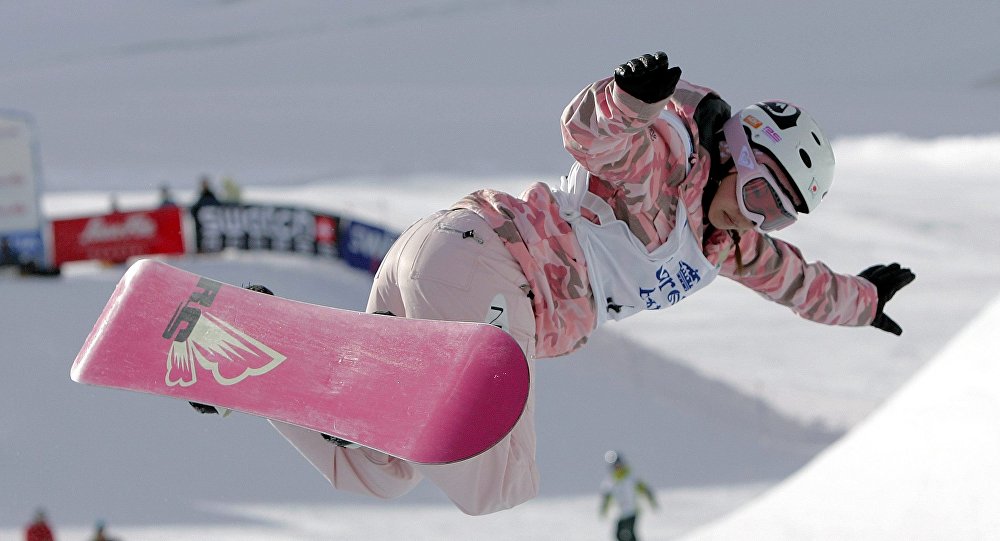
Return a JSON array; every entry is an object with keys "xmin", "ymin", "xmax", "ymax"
[
  {"xmin": 162, "ymin": 277, "xmax": 286, "ymax": 387},
  {"xmin": 166, "ymin": 311, "xmax": 286, "ymax": 387}
]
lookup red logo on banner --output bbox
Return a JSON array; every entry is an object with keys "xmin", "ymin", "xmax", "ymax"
[
  {"xmin": 315, "ymin": 215, "xmax": 336, "ymax": 244},
  {"xmin": 52, "ymin": 207, "xmax": 186, "ymax": 265}
]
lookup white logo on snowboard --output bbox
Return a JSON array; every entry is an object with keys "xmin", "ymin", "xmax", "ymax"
[{"xmin": 163, "ymin": 278, "xmax": 286, "ymax": 387}]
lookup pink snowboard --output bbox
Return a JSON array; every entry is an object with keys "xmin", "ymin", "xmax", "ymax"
[{"xmin": 71, "ymin": 259, "xmax": 529, "ymax": 464}]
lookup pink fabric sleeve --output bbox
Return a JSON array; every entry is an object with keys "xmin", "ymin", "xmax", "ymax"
[
  {"xmin": 723, "ymin": 231, "xmax": 879, "ymax": 326},
  {"xmin": 560, "ymin": 76, "xmax": 672, "ymax": 183}
]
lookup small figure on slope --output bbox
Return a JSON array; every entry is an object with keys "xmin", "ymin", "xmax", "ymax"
[
  {"xmin": 24, "ymin": 509, "xmax": 55, "ymax": 541},
  {"xmin": 600, "ymin": 451, "xmax": 658, "ymax": 541}
]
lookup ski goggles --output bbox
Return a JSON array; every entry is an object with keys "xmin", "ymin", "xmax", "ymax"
[{"xmin": 723, "ymin": 117, "xmax": 798, "ymax": 232}]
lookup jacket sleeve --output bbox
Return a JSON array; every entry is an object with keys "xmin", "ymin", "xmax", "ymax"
[
  {"xmin": 560, "ymin": 76, "xmax": 672, "ymax": 183},
  {"xmin": 721, "ymin": 231, "xmax": 879, "ymax": 327}
]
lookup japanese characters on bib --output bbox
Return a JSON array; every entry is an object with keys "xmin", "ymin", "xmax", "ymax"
[{"xmin": 553, "ymin": 110, "xmax": 720, "ymax": 325}]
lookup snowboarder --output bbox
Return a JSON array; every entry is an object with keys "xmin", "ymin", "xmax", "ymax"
[
  {"xmin": 23, "ymin": 508, "xmax": 55, "ymax": 541},
  {"xmin": 270, "ymin": 51, "xmax": 916, "ymax": 515},
  {"xmin": 600, "ymin": 451, "xmax": 658, "ymax": 541}
]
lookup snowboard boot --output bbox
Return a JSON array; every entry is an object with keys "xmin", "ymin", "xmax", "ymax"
[
  {"xmin": 189, "ymin": 402, "xmax": 218, "ymax": 414},
  {"xmin": 189, "ymin": 402, "xmax": 232, "ymax": 417}
]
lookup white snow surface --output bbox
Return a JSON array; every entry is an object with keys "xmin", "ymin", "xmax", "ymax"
[
  {"xmin": 3, "ymin": 2, "xmax": 1000, "ymax": 539},
  {"xmin": 687, "ymin": 295, "xmax": 1000, "ymax": 540}
]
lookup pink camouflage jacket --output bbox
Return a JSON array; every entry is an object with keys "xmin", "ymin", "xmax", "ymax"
[{"xmin": 455, "ymin": 76, "xmax": 878, "ymax": 358}]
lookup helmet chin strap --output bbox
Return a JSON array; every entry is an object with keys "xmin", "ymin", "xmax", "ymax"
[
  {"xmin": 701, "ymin": 132, "xmax": 734, "ymax": 227},
  {"xmin": 703, "ymin": 136, "xmax": 748, "ymax": 274},
  {"xmin": 729, "ymin": 229, "xmax": 745, "ymax": 275}
]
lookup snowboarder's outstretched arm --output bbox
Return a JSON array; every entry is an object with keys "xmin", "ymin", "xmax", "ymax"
[
  {"xmin": 599, "ymin": 492, "xmax": 613, "ymax": 517},
  {"xmin": 636, "ymin": 479, "xmax": 659, "ymax": 510}
]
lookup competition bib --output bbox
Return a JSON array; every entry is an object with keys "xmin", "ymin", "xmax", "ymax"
[{"xmin": 553, "ymin": 112, "xmax": 720, "ymax": 324}]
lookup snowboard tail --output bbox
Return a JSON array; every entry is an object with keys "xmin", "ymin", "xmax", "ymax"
[{"xmin": 71, "ymin": 259, "xmax": 529, "ymax": 464}]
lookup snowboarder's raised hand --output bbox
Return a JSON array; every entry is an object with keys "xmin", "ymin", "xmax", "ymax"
[
  {"xmin": 859, "ymin": 263, "xmax": 916, "ymax": 336},
  {"xmin": 613, "ymin": 51, "xmax": 682, "ymax": 104}
]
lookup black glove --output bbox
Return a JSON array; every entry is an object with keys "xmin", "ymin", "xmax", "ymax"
[
  {"xmin": 858, "ymin": 263, "xmax": 915, "ymax": 336},
  {"xmin": 614, "ymin": 52, "xmax": 682, "ymax": 104}
]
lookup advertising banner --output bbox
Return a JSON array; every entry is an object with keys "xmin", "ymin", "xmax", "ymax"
[
  {"xmin": 338, "ymin": 219, "xmax": 398, "ymax": 275},
  {"xmin": 194, "ymin": 203, "xmax": 340, "ymax": 258},
  {"xmin": 0, "ymin": 110, "xmax": 45, "ymax": 265},
  {"xmin": 51, "ymin": 207, "xmax": 185, "ymax": 265}
]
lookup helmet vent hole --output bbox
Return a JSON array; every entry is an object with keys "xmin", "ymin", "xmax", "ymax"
[
  {"xmin": 812, "ymin": 132, "xmax": 822, "ymax": 145},
  {"xmin": 799, "ymin": 149, "xmax": 813, "ymax": 168}
]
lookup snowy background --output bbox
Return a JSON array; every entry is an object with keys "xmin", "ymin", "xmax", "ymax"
[{"xmin": 2, "ymin": 1, "xmax": 1000, "ymax": 539}]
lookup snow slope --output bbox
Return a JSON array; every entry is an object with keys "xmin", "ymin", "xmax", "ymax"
[{"xmin": 686, "ymin": 294, "xmax": 1000, "ymax": 540}]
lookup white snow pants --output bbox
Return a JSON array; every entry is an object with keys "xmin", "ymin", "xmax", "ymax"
[{"xmin": 271, "ymin": 209, "xmax": 539, "ymax": 515}]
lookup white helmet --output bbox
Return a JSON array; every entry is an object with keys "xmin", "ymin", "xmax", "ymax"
[
  {"xmin": 604, "ymin": 450, "xmax": 625, "ymax": 468},
  {"xmin": 729, "ymin": 101, "xmax": 835, "ymax": 213}
]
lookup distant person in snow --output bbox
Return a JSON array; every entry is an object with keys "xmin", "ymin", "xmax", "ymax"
[
  {"xmin": 221, "ymin": 176, "xmax": 242, "ymax": 204},
  {"xmin": 24, "ymin": 508, "xmax": 55, "ymax": 541},
  {"xmin": 158, "ymin": 184, "xmax": 177, "ymax": 208},
  {"xmin": 191, "ymin": 175, "xmax": 220, "ymax": 214},
  {"xmin": 191, "ymin": 175, "xmax": 221, "ymax": 253},
  {"xmin": 600, "ymin": 451, "xmax": 658, "ymax": 541},
  {"xmin": 260, "ymin": 51, "xmax": 915, "ymax": 515},
  {"xmin": 88, "ymin": 520, "xmax": 118, "ymax": 541}
]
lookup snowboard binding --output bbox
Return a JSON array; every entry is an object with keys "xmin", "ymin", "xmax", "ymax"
[
  {"xmin": 188, "ymin": 401, "xmax": 232, "ymax": 417},
  {"xmin": 321, "ymin": 433, "xmax": 361, "ymax": 449}
]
